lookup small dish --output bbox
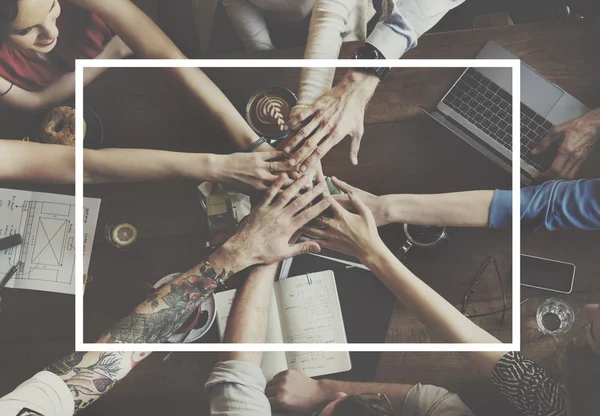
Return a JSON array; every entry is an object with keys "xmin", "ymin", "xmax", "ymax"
[
  {"xmin": 83, "ymin": 106, "xmax": 104, "ymax": 149},
  {"xmin": 152, "ymin": 272, "xmax": 217, "ymax": 343}
]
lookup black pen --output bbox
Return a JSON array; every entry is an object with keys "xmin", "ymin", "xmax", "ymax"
[
  {"xmin": 0, "ymin": 234, "xmax": 22, "ymax": 251},
  {"xmin": 0, "ymin": 262, "xmax": 22, "ymax": 291}
]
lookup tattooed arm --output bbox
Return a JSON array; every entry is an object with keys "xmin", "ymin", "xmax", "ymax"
[
  {"xmin": 97, "ymin": 175, "xmax": 332, "ymax": 344},
  {"xmin": 97, "ymin": 250, "xmax": 241, "ymax": 343},
  {"xmin": 44, "ymin": 351, "xmax": 150, "ymax": 413}
]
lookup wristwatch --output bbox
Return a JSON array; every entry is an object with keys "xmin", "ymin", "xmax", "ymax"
[{"xmin": 353, "ymin": 43, "xmax": 390, "ymax": 81}]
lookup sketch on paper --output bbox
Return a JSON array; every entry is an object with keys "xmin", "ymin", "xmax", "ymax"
[{"xmin": 0, "ymin": 189, "xmax": 100, "ymax": 294}]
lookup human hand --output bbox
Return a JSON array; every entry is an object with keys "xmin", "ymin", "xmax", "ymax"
[
  {"xmin": 266, "ymin": 370, "xmax": 333, "ymax": 414},
  {"xmin": 329, "ymin": 177, "xmax": 389, "ymax": 226},
  {"xmin": 303, "ymin": 190, "xmax": 385, "ymax": 262},
  {"xmin": 531, "ymin": 109, "xmax": 600, "ymax": 179},
  {"xmin": 277, "ymin": 138, "xmax": 325, "ymax": 188},
  {"xmin": 282, "ymin": 70, "xmax": 379, "ymax": 171},
  {"xmin": 217, "ymin": 175, "xmax": 333, "ymax": 270},
  {"xmin": 214, "ymin": 151, "xmax": 295, "ymax": 192}
]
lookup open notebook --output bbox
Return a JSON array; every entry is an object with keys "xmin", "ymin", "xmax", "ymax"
[{"xmin": 214, "ymin": 270, "xmax": 351, "ymax": 380}]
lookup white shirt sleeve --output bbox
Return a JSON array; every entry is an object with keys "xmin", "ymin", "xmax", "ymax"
[
  {"xmin": 367, "ymin": 0, "xmax": 466, "ymax": 60},
  {"xmin": 0, "ymin": 371, "xmax": 74, "ymax": 416},
  {"xmin": 223, "ymin": 0, "xmax": 275, "ymax": 51},
  {"xmin": 296, "ymin": 0, "xmax": 373, "ymax": 109},
  {"xmin": 205, "ymin": 360, "xmax": 270, "ymax": 416}
]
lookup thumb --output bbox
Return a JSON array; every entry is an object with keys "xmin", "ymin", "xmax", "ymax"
[
  {"xmin": 531, "ymin": 130, "xmax": 560, "ymax": 155},
  {"xmin": 331, "ymin": 176, "xmax": 354, "ymax": 194},
  {"xmin": 285, "ymin": 241, "xmax": 321, "ymax": 258},
  {"xmin": 348, "ymin": 190, "xmax": 369, "ymax": 217},
  {"xmin": 349, "ymin": 136, "xmax": 362, "ymax": 166}
]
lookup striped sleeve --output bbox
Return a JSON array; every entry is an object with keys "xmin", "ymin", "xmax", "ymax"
[{"xmin": 491, "ymin": 352, "xmax": 567, "ymax": 416}]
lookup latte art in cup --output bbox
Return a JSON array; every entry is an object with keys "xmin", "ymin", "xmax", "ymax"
[
  {"xmin": 246, "ymin": 86, "xmax": 297, "ymax": 141},
  {"xmin": 255, "ymin": 95, "xmax": 289, "ymax": 130}
]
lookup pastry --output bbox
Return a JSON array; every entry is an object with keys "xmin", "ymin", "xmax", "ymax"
[{"xmin": 39, "ymin": 106, "xmax": 86, "ymax": 146}]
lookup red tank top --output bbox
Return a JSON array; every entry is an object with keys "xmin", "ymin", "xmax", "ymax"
[{"xmin": 0, "ymin": 1, "xmax": 113, "ymax": 91}]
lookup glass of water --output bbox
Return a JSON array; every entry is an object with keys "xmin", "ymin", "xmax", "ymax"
[{"xmin": 536, "ymin": 298, "xmax": 575, "ymax": 335}]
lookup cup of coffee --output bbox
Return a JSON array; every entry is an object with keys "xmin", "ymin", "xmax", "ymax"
[
  {"xmin": 246, "ymin": 86, "xmax": 297, "ymax": 142},
  {"xmin": 397, "ymin": 224, "xmax": 450, "ymax": 260},
  {"xmin": 536, "ymin": 298, "xmax": 575, "ymax": 335}
]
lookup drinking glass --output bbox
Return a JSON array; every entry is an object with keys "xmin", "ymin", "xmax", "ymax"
[{"xmin": 536, "ymin": 298, "xmax": 575, "ymax": 335}]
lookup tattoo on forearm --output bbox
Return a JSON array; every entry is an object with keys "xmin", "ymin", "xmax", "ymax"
[
  {"xmin": 102, "ymin": 263, "xmax": 233, "ymax": 343},
  {"xmin": 46, "ymin": 352, "xmax": 126, "ymax": 412}
]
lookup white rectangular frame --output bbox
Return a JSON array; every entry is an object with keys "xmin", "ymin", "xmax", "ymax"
[{"xmin": 75, "ymin": 59, "xmax": 520, "ymax": 352}]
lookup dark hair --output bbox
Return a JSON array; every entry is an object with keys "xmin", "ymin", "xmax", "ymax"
[
  {"xmin": 331, "ymin": 395, "xmax": 395, "ymax": 416},
  {"xmin": 0, "ymin": 0, "xmax": 19, "ymax": 24},
  {"xmin": 558, "ymin": 333, "xmax": 600, "ymax": 416}
]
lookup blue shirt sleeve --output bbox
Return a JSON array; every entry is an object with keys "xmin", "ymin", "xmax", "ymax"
[{"xmin": 488, "ymin": 179, "xmax": 600, "ymax": 231}]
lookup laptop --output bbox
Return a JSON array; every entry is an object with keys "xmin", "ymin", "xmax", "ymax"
[{"xmin": 421, "ymin": 40, "xmax": 590, "ymax": 184}]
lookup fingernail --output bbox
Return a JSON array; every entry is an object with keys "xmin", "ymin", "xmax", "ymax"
[
  {"xmin": 284, "ymin": 147, "xmax": 291, "ymax": 154},
  {"xmin": 352, "ymin": 158, "xmax": 358, "ymax": 166},
  {"xmin": 289, "ymin": 158, "xmax": 296, "ymax": 166},
  {"xmin": 310, "ymin": 245, "xmax": 320, "ymax": 253},
  {"xmin": 300, "ymin": 165, "xmax": 307, "ymax": 172}
]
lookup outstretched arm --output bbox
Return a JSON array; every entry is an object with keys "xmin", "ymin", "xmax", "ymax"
[
  {"xmin": 45, "ymin": 351, "xmax": 150, "ymax": 413},
  {"xmin": 0, "ymin": 37, "xmax": 131, "ymax": 111},
  {"xmin": 98, "ymin": 175, "xmax": 332, "ymax": 343},
  {"xmin": 0, "ymin": 140, "xmax": 294, "ymax": 191},
  {"xmin": 0, "ymin": 140, "xmax": 76, "ymax": 183},
  {"xmin": 303, "ymin": 193, "xmax": 506, "ymax": 377},
  {"xmin": 220, "ymin": 263, "xmax": 278, "ymax": 364},
  {"xmin": 294, "ymin": 0, "xmax": 360, "ymax": 111},
  {"xmin": 266, "ymin": 369, "xmax": 412, "ymax": 414},
  {"xmin": 331, "ymin": 176, "xmax": 600, "ymax": 231},
  {"xmin": 71, "ymin": 0, "xmax": 261, "ymax": 150},
  {"xmin": 206, "ymin": 264, "xmax": 278, "ymax": 416},
  {"xmin": 330, "ymin": 177, "xmax": 494, "ymax": 227}
]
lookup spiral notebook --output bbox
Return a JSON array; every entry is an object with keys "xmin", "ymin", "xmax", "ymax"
[{"xmin": 214, "ymin": 270, "xmax": 351, "ymax": 380}]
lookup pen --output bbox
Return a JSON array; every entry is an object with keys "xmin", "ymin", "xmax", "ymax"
[
  {"xmin": 0, "ymin": 234, "xmax": 22, "ymax": 251},
  {"xmin": 0, "ymin": 261, "xmax": 22, "ymax": 291}
]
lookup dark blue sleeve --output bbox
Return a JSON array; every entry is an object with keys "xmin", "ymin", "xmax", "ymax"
[{"xmin": 489, "ymin": 179, "xmax": 600, "ymax": 231}]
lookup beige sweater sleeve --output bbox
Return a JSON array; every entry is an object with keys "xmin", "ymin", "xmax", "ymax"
[{"xmin": 295, "ymin": 0, "xmax": 374, "ymax": 110}]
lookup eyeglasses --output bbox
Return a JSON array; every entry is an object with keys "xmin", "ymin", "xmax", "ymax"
[
  {"xmin": 461, "ymin": 256, "xmax": 509, "ymax": 326},
  {"xmin": 311, "ymin": 393, "xmax": 394, "ymax": 416}
]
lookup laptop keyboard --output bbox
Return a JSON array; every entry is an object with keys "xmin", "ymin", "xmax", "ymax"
[{"xmin": 442, "ymin": 68, "xmax": 554, "ymax": 171}]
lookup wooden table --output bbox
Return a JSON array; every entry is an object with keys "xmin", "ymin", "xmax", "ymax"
[{"xmin": 1, "ymin": 18, "xmax": 599, "ymax": 416}]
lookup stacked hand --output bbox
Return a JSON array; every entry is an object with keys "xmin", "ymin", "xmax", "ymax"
[
  {"xmin": 217, "ymin": 174, "xmax": 333, "ymax": 271},
  {"xmin": 531, "ymin": 109, "xmax": 600, "ymax": 179},
  {"xmin": 302, "ymin": 188, "xmax": 386, "ymax": 262},
  {"xmin": 328, "ymin": 177, "xmax": 390, "ymax": 226},
  {"xmin": 280, "ymin": 70, "xmax": 379, "ymax": 172},
  {"xmin": 215, "ymin": 151, "xmax": 295, "ymax": 192}
]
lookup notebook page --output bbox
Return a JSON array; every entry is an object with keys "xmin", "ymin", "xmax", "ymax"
[
  {"xmin": 213, "ymin": 289, "xmax": 288, "ymax": 380},
  {"xmin": 273, "ymin": 271, "xmax": 351, "ymax": 377}
]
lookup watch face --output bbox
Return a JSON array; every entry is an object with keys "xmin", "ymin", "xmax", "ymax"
[{"xmin": 356, "ymin": 46, "xmax": 379, "ymax": 60}]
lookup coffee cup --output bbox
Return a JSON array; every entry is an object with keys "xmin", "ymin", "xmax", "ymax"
[
  {"xmin": 397, "ymin": 224, "xmax": 450, "ymax": 260},
  {"xmin": 246, "ymin": 86, "xmax": 297, "ymax": 143}
]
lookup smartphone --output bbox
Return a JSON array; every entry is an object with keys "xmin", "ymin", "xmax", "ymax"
[{"xmin": 521, "ymin": 254, "xmax": 575, "ymax": 294}]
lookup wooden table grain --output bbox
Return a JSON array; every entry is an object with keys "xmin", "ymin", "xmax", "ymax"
[{"xmin": 0, "ymin": 19, "xmax": 599, "ymax": 416}]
